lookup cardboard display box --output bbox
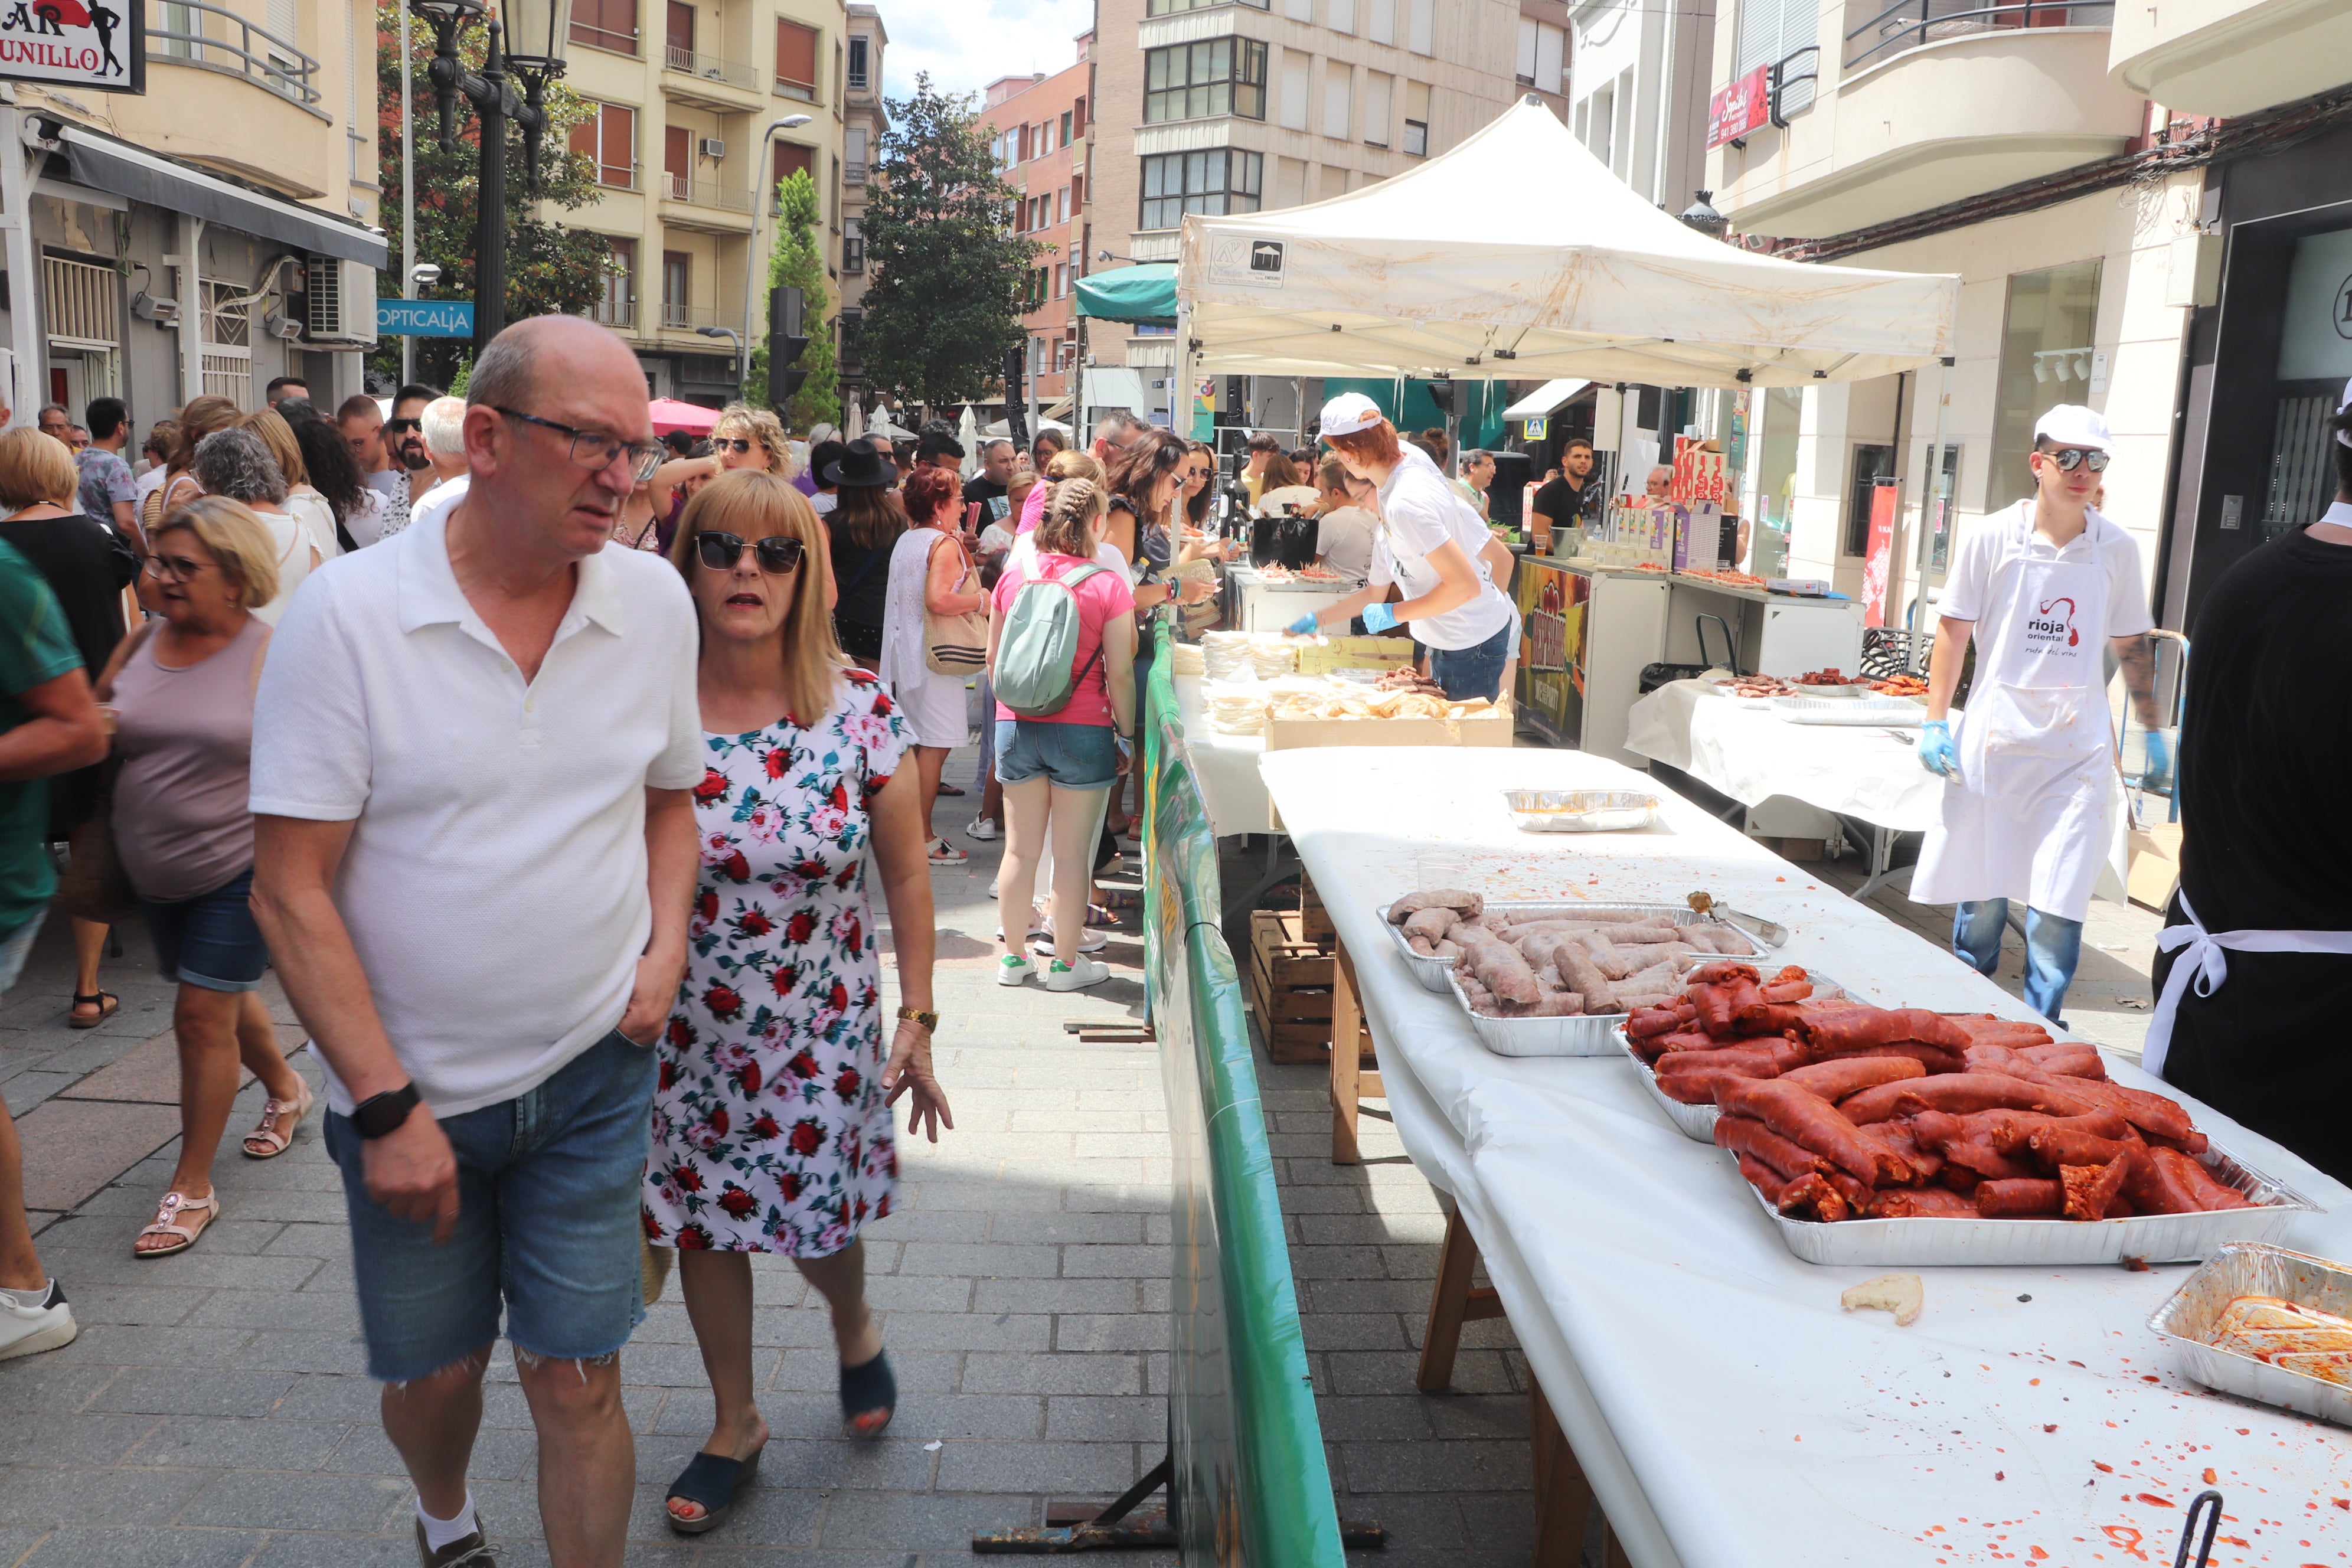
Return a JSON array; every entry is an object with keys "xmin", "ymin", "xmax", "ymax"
[{"xmin": 1263, "ymin": 697, "xmax": 1515, "ymax": 753}]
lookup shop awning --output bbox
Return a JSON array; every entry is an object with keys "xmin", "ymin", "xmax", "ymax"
[
  {"xmin": 1177, "ymin": 99, "xmax": 1956, "ymax": 388},
  {"xmin": 49, "ymin": 120, "xmax": 388, "ymax": 268},
  {"xmin": 1076, "ymin": 262, "xmax": 1177, "ymax": 327},
  {"xmin": 1501, "ymin": 379, "xmax": 1591, "ymax": 420}
]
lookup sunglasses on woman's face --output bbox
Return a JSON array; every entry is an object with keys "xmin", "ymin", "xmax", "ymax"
[
  {"xmin": 695, "ymin": 531, "xmax": 805, "ymax": 574},
  {"xmin": 715, "ymin": 437, "xmax": 756, "ymax": 455}
]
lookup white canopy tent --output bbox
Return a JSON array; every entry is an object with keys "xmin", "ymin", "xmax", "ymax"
[{"xmin": 1175, "ymin": 97, "xmax": 1958, "ymax": 390}]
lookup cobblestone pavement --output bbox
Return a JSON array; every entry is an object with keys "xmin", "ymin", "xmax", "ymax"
[{"xmin": 0, "ymin": 743, "xmax": 1545, "ymax": 1566}]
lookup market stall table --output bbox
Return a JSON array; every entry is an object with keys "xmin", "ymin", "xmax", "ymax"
[
  {"xmin": 1223, "ymin": 564, "xmax": 1363, "ymax": 634},
  {"xmin": 1257, "ymin": 746, "xmax": 2352, "ymax": 1568}
]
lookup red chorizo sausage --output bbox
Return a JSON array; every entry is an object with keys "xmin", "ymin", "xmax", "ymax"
[
  {"xmin": 1734, "ymin": 1152, "xmax": 1788, "ymax": 1205},
  {"xmin": 2151, "ymin": 1146, "xmax": 2251, "ymax": 1212},
  {"xmin": 2026, "ymin": 1123, "xmax": 2147, "ymax": 1172},
  {"xmin": 1775, "ymin": 1171, "xmax": 1850, "ymax": 1223},
  {"xmin": 2019, "ymin": 1043, "xmax": 2106, "ymax": 1080},
  {"xmin": 1838, "ymin": 1073, "xmax": 2091, "ymax": 1126},
  {"xmin": 1814, "ymin": 1041, "xmax": 1970, "ymax": 1076},
  {"xmin": 1716, "ymin": 1079, "xmax": 1910, "ymax": 1186},
  {"xmin": 1778, "ymin": 1057, "xmax": 1926, "ymax": 1100},
  {"xmin": 1758, "ymin": 979, "xmax": 1814, "ymax": 1005},
  {"xmin": 1856, "ymin": 1119, "xmax": 1944, "ymax": 1184},
  {"xmin": 2060, "ymin": 1157, "xmax": 2134, "ymax": 1221},
  {"xmin": 1713, "ymin": 1114, "xmax": 1830, "ymax": 1182},
  {"xmin": 1869, "ymin": 1186, "xmax": 1982, "ymax": 1219},
  {"xmin": 1657, "ymin": 1061, "xmax": 1775, "ymax": 1103},
  {"xmin": 1625, "ymin": 1007, "xmax": 1688, "ymax": 1040},
  {"xmin": 1687, "ymin": 962, "xmax": 1762, "ymax": 988},
  {"xmin": 1975, "ymin": 1178, "xmax": 2064, "ymax": 1217},
  {"xmin": 1734, "ymin": 1002, "xmax": 1807, "ymax": 1036}
]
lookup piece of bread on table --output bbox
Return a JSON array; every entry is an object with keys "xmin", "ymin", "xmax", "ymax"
[{"xmin": 1840, "ymin": 1273, "xmax": 1923, "ymax": 1327}]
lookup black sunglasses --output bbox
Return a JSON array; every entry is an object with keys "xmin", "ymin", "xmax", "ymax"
[
  {"xmin": 384, "ymin": 417, "xmax": 421, "ymax": 434},
  {"xmin": 715, "ymin": 437, "xmax": 756, "ymax": 455},
  {"xmin": 2045, "ymin": 447, "xmax": 2110, "ymax": 473},
  {"xmin": 695, "ymin": 531, "xmax": 805, "ymax": 574}
]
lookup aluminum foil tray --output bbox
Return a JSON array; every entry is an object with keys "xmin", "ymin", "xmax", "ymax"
[
  {"xmin": 1772, "ymin": 695, "xmax": 1928, "ymax": 727},
  {"xmin": 1734, "ymin": 1144, "xmax": 2314, "ymax": 1267},
  {"xmin": 2149, "ymin": 1243, "xmax": 2352, "ymax": 1428},
  {"xmin": 1617, "ymin": 1027, "xmax": 1720, "ymax": 1141},
  {"xmin": 1503, "ymin": 789, "xmax": 1661, "ymax": 834},
  {"xmin": 1375, "ymin": 900, "xmax": 1770, "ymax": 997},
  {"xmin": 1445, "ymin": 968, "xmax": 1626, "ymax": 1056}
]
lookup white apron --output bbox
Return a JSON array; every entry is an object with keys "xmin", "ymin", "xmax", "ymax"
[
  {"xmin": 1912, "ymin": 510, "xmax": 2113, "ymax": 922},
  {"xmin": 2142, "ymin": 891, "xmax": 2352, "ymax": 1077}
]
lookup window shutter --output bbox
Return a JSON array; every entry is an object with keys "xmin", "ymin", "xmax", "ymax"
[{"xmin": 775, "ymin": 20, "xmax": 818, "ymax": 91}]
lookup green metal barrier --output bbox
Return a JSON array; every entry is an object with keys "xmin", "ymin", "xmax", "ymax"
[{"xmin": 1142, "ymin": 619, "xmax": 1347, "ymax": 1567}]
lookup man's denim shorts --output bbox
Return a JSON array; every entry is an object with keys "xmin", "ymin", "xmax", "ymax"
[
  {"xmin": 324, "ymin": 1027, "xmax": 656, "ymax": 1382},
  {"xmin": 994, "ymin": 719, "xmax": 1120, "ymax": 790}
]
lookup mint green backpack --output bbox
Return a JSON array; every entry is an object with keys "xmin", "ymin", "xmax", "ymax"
[{"xmin": 993, "ymin": 562, "xmax": 1109, "ymax": 718}]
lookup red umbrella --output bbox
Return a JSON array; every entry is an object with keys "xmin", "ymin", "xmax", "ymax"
[{"xmin": 648, "ymin": 398, "xmax": 721, "ymax": 436}]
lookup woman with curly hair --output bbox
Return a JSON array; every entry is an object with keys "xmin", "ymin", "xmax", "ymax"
[{"xmin": 645, "ymin": 469, "xmax": 950, "ymax": 1537}]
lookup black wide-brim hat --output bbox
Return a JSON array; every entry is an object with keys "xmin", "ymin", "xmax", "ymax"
[{"xmin": 824, "ymin": 436, "xmax": 897, "ymax": 488}]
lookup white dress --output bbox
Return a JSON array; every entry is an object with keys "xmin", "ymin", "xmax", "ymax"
[{"xmin": 877, "ymin": 525, "xmax": 971, "ymax": 750}]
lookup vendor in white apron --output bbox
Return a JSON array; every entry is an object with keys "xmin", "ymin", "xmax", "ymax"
[
  {"xmin": 1911, "ymin": 405, "xmax": 2165, "ymax": 1023},
  {"xmin": 2144, "ymin": 378, "xmax": 2352, "ymax": 1185}
]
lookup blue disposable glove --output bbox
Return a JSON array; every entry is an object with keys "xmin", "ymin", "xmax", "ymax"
[
  {"xmin": 1917, "ymin": 718, "xmax": 1958, "ymax": 780},
  {"xmin": 1360, "ymin": 602, "xmax": 1399, "ymax": 634},
  {"xmin": 1284, "ymin": 612, "xmax": 1320, "ymax": 636},
  {"xmin": 2142, "ymin": 730, "xmax": 2173, "ymax": 789}
]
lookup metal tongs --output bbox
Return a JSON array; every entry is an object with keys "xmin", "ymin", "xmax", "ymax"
[
  {"xmin": 1687, "ymin": 891, "xmax": 1789, "ymax": 948},
  {"xmin": 2175, "ymin": 1491, "xmax": 2222, "ymax": 1568}
]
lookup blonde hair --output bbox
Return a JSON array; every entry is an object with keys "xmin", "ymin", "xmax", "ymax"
[
  {"xmin": 168, "ymin": 396, "xmax": 241, "ymax": 471},
  {"xmin": 1044, "ymin": 448, "xmax": 1105, "ymax": 486},
  {"xmin": 156, "ymin": 495, "xmax": 282, "ymax": 610},
  {"xmin": 236, "ymin": 408, "xmax": 309, "ymax": 488},
  {"xmin": 667, "ymin": 470, "xmax": 846, "ymax": 727},
  {"xmin": 0, "ymin": 427, "xmax": 79, "ymax": 510},
  {"xmin": 1035, "ymin": 477, "xmax": 1105, "ymax": 557},
  {"xmin": 713, "ymin": 403, "xmax": 793, "ymax": 477}
]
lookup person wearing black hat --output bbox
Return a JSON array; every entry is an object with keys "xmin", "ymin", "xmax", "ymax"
[
  {"xmin": 805, "ymin": 439, "xmax": 848, "ymax": 517},
  {"xmin": 823, "ymin": 438, "xmax": 907, "ymax": 668}
]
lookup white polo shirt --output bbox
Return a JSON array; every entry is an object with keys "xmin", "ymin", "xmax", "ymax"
[{"xmin": 250, "ymin": 508, "xmax": 704, "ymax": 1118}]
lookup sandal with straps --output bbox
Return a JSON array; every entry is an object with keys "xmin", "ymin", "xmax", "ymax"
[
  {"xmin": 241, "ymin": 1079, "xmax": 314, "ymax": 1159},
  {"xmin": 68, "ymin": 991, "xmax": 118, "ymax": 1029},
  {"xmin": 135, "ymin": 1190, "xmax": 221, "ymax": 1259},
  {"xmin": 839, "ymin": 1348, "xmax": 897, "ymax": 1436},
  {"xmin": 665, "ymin": 1445, "xmax": 763, "ymax": 1535}
]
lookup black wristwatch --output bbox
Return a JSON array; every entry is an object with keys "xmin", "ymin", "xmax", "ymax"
[{"xmin": 351, "ymin": 1082, "xmax": 420, "ymax": 1139}]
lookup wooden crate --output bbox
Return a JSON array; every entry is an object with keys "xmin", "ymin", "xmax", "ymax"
[
  {"xmin": 1298, "ymin": 878, "xmax": 1335, "ymax": 944},
  {"xmin": 1249, "ymin": 910, "xmax": 1374, "ymax": 1068}
]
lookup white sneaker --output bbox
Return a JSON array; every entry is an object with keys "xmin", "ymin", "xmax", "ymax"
[
  {"xmin": 1034, "ymin": 923, "xmax": 1109, "ymax": 955},
  {"xmin": 0, "ymin": 1279, "xmax": 77, "ymax": 1363},
  {"xmin": 996, "ymin": 955, "xmax": 1036, "ymax": 987},
  {"xmin": 1043, "ymin": 955, "xmax": 1110, "ymax": 991},
  {"xmin": 988, "ymin": 876, "xmax": 999, "ymax": 900},
  {"xmin": 966, "ymin": 816, "xmax": 1000, "ymax": 842}
]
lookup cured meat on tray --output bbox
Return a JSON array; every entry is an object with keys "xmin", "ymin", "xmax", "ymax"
[{"xmin": 1383, "ymin": 893, "xmax": 1767, "ymax": 1020}]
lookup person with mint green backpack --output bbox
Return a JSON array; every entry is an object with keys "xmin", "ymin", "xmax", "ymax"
[{"xmin": 987, "ymin": 476, "xmax": 1136, "ymax": 991}]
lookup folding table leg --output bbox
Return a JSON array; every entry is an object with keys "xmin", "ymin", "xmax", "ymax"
[
  {"xmin": 1330, "ymin": 936, "xmax": 1364, "ymax": 1164},
  {"xmin": 1416, "ymin": 1204, "xmax": 1507, "ymax": 1393},
  {"xmin": 1529, "ymin": 1381, "xmax": 1595, "ymax": 1568}
]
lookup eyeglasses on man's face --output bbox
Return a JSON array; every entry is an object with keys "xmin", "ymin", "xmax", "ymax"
[
  {"xmin": 694, "ymin": 531, "xmax": 805, "ymax": 574},
  {"xmin": 494, "ymin": 407, "xmax": 665, "ymax": 483},
  {"xmin": 2041, "ymin": 446, "xmax": 2109, "ymax": 473}
]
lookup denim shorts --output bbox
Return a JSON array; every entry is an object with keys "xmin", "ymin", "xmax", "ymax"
[
  {"xmin": 325, "ymin": 1027, "xmax": 657, "ymax": 1382},
  {"xmin": 143, "ymin": 868, "xmax": 269, "ymax": 993},
  {"xmin": 1427, "ymin": 619, "xmax": 1513, "ymax": 703},
  {"xmin": 995, "ymin": 719, "xmax": 1120, "ymax": 790},
  {"xmin": 0, "ymin": 905, "xmax": 47, "ymax": 998}
]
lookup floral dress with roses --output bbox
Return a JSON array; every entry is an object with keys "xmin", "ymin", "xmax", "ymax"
[{"xmin": 643, "ymin": 671, "xmax": 909, "ymax": 1256}]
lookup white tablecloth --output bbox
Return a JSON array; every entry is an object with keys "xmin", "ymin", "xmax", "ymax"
[
  {"xmin": 1173, "ymin": 672, "xmax": 1279, "ymax": 836},
  {"xmin": 1259, "ymin": 746, "xmax": 2352, "ymax": 1568},
  {"xmin": 1625, "ymin": 678, "xmax": 1945, "ymax": 832}
]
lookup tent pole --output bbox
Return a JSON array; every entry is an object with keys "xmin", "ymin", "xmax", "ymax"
[{"xmin": 1911, "ymin": 356, "xmax": 1955, "ymax": 672}]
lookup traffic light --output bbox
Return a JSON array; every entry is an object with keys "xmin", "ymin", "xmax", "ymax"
[{"xmin": 769, "ymin": 285, "xmax": 809, "ymax": 409}]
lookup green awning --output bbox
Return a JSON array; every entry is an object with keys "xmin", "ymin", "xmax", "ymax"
[{"xmin": 1076, "ymin": 263, "xmax": 1177, "ymax": 326}]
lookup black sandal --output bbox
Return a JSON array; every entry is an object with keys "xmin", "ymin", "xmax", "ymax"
[
  {"xmin": 839, "ymin": 1348, "xmax": 897, "ymax": 1436},
  {"xmin": 68, "ymin": 992, "xmax": 117, "ymax": 1030},
  {"xmin": 665, "ymin": 1446, "xmax": 762, "ymax": 1535}
]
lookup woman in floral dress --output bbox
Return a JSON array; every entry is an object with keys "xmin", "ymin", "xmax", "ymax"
[{"xmin": 643, "ymin": 470, "xmax": 952, "ymax": 1536}]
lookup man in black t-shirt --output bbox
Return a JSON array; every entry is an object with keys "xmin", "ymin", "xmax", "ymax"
[
  {"xmin": 1530, "ymin": 437, "xmax": 1603, "ymax": 538},
  {"xmin": 2149, "ymin": 381, "xmax": 2352, "ymax": 1182},
  {"xmin": 962, "ymin": 438, "xmax": 1015, "ymax": 525}
]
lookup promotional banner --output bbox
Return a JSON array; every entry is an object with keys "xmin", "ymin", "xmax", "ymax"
[
  {"xmin": 1707, "ymin": 64, "xmax": 1769, "ymax": 149},
  {"xmin": 1860, "ymin": 477, "xmax": 1897, "ymax": 628}
]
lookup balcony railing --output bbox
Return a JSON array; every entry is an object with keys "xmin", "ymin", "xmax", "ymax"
[
  {"xmin": 845, "ymin": 161, "xmax": 868, "ymax": 185},
  {"xmin": 659, "ymin": 302, "xmax": 727, "ymax": 332},
  {"xmin": 1845, "ymin": 0, "xmax": 2114, "ymax": 70},
  {"xmin": 661, "ymin": 175, "xmax": 755, "ymax": 214},
  {"xmin": 664, "ymin": 46, "xmax": 760, "ymax": 94},
  {"xmin": 151, "ymin": 0, "xmax": 322, "ymax": 110}
]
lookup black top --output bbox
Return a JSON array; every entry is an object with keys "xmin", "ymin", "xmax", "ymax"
[
  {"xmin": 2151, "ymin": 524, "xmax": 2352, "ymax": 1182},
  {"xmin": 827, "ymin": 518, "xmax": 894, "ymax": 630},
  {"xmin": 963, "ymin": 476, "xmax": 1010, "ymax": 527},
  {"xmin": 2175, "ymin": 526, "xmax": 2352, "ymax": 933},
  {"xmin": 1530, "ymin": 476, "xmax": 1603, "ymax": 531},
  {"xmin": 0, "ymin": 513, "xmax": 133, "ymax": 677}
]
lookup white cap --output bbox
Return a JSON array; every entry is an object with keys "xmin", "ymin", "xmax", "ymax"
[
  {"xmin": 2033, "ymin": 403, "xmax": 2112, "ymax": 452},
  {"xmin": 1319, "ymin": 392, "xmax": 1384, "ymax": 438}
]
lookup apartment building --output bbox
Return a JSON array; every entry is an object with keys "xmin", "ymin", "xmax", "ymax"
[
  {"xmin": 1087, "ymin": 0, "xmax": 1557, "ymax": 432},
  {"xmin": 976, "ymin": 38, "xmax": 1095, "ymax": 423},
  {"xmin": 1564, "ymin": 0, "xmax": 1712, "ymax": 214},
  {"xmin": 0, "ymin": 2, "xmax": 386, "ymax": 423},
  {"xmin": 837, "ymin": 4, "xmax": 888, "ymax": 407},
  {"xmin": 563, "ymin": 0, "xmax": 848, "ymax": 404}
]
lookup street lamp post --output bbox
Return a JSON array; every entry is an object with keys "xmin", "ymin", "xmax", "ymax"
[
  {"xmin": 741, "ymin": 116, "xmax": 816, "ymax": 417},
  {"xmin": 410, "ymin": 0, "xmax": 567, "ymax": 359},
  {"xmin": 698, "ymin": 325, "xmax": 746, "ymax": 403}
]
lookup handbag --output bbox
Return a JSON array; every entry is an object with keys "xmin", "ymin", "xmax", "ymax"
[{"xmin": 923, "ymin": 533, "xmax": 990, "ymax": 675}]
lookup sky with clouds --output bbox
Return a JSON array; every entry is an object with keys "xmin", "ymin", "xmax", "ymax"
[{"xmin": 881, "ymin": 0, "xmax": 1097, "ymax": 106}]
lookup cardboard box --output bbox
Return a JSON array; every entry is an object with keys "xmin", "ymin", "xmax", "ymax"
[
  {"xmin": 1262, "ymin": 697, "xmax": 1515, "ymax": 752},
  {"xmin": 1296, "ymin": 635, "xmax": 1416, "ymax": 675}
]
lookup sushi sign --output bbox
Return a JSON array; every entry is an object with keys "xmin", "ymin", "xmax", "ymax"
[{"xmin": 0, "ymin": 2, "xmax": 143, "ymax": 95}]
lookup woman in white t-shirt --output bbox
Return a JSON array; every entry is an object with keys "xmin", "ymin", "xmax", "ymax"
[
  {"xmin": 188, "ymin": 429, "xmax": 319, "ymax": 627},
  {"xmin": 1283, "ymin": 396, "xmax": 1515, "ymax": 701}
]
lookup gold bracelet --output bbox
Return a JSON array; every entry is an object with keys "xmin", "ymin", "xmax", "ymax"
[{"xmin": 896, "ymin": 1006, "xmax": 939, "ymax": 1031}]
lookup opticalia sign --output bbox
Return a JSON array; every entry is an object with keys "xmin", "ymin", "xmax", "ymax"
[
  {"xmin": 1707, "ymin": 64, "xmax": 1769, "ymax": 150},
  {"xmin": 0, "ymin": 2, "xmax": 143, "ymax": 95}
]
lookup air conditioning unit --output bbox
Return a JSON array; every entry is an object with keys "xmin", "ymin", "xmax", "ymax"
[
  {"xmin": 700, "ymin": 136, "xmax": 727, "ymax": 159},
  {"xmin": 303, "ymin": 256, "xmax": 378, "ymax": 347}
]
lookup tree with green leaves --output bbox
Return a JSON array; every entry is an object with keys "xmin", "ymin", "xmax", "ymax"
[
  {"xmin": 858, "ymin": 74, "xmax": 1040, "ymax": 410},
  {"xmin": 744, "ymin": 167, "xmax": 841, "ymax": 430},
  {"xmin": 370, "ymin": 1, "xmax": 615, "ymax": 389}
]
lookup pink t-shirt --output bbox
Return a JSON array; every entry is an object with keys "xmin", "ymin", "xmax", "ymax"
[
  {"xmin": 1017, "ymin": 478, "xmax": 1048, "ymax": 535},
  {"xmin": 991, "ymin": 551, "xmax": 1135, "ymax": 727}
]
